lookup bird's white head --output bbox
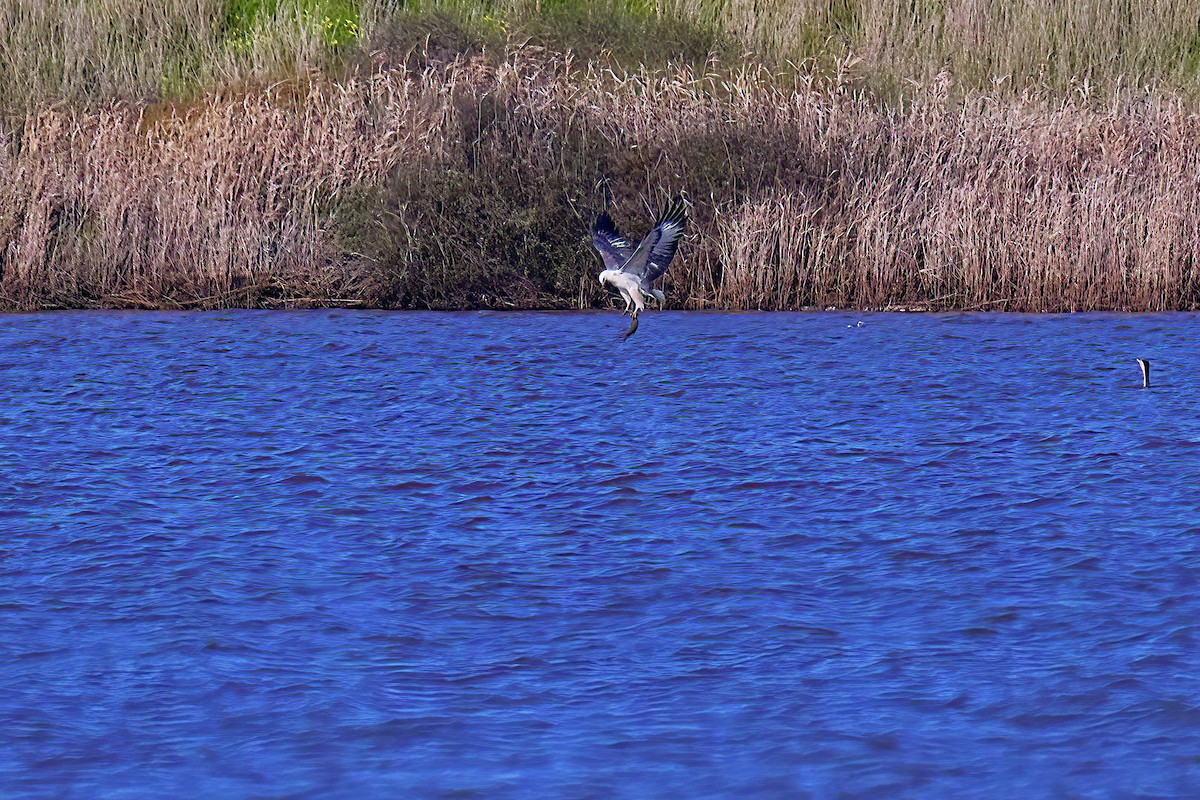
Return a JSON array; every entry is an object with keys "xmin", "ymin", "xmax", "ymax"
[{"xmin": 598, "ymin": 270, "xmax": 616, "ymax": 287}]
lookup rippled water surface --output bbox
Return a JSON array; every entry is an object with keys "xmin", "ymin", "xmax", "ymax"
[{"xmin": 4, "ymin": 310, "xmax": 1200, "ymax": 798}]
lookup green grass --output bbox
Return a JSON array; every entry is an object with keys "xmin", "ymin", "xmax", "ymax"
[
  {"xmin": 225, "ymin": 0, "xmax": 361, "ymax": 48},
  {"xmin": 4, "ymin": 0, "xmax": 1200, "ymax": 119}
]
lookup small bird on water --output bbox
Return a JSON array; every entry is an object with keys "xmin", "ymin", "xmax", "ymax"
[
  {"xmin": 1137, "ymin": 358, "xmax": 1150, "ymax": 389},
  {"xmin": 592, "ymin": 193, "xmax": 689, "ymax": 341}
]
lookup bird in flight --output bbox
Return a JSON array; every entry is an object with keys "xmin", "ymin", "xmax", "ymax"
[{"xmin": 592, "ymin": 194, "xmax": 688, "ymax": 340}]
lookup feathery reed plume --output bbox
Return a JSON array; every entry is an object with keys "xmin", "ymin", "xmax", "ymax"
[{"xmin": 5, "ymin": 39, "xmax": 1200, "ymax": 311}]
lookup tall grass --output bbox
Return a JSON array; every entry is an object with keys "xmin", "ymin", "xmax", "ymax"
[
  {"xmin": 6, "ymin": 2, "xmax": 1200, "ymax": 312},
  {"xmin": 671, "ymin": 0, "xmax": 1200, "ymax": 95},
  {"xmin": 6, "ymin": 48, "xmax": 1200, "ymax": 312},
  {"xmin": 0, "ymin": 0, "xmax": 364, "ymax": 114},
  {"xmin": 4, "ymin": 0, "xmax": 1200, "ymax": 116}
]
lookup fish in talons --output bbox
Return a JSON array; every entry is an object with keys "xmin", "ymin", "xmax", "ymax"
[{"xmin": 592, "ymin": 193, "xmax": 688, "ymax": 341}]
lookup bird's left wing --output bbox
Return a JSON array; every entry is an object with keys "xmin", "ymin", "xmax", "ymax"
[
  {"xmin": 619, "ymin": 196, "xmax": 688, "ymax": 282},
  {"xmin": 592, "ymin": 212, "xmax": 634, "ymax": 271}
]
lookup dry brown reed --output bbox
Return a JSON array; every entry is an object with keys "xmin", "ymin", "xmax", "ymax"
[
  {"xmin": 0, "ymin": 71, "xmax": 442, "ymax": 308},
  {"xmin": 6, "ymin": 47, "xmax": 1200, "ymax": 311}
]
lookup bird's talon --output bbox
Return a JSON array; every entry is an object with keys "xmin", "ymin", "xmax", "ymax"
[{"xmin": 593, "ymin": 192, "xmax": 687, "ymax": 342}]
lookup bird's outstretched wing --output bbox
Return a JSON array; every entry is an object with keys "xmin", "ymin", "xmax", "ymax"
[
  {"xmin": 619, "ymin": 196, "xmax": 688, "ymax": 283},
  {"xmin": 591, "ymin": 212, "xmax": 634, "ymax": 271}
]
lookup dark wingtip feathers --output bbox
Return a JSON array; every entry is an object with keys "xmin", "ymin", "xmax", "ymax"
[
  {"xmin": 594, "ymin": 210, "xmax": 616, "ymax": 235},
  {"xmin": 657, "ymin": 195, "xmax": 688, "ymax": 229}
]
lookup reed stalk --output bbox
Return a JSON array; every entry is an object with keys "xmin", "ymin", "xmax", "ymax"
[{"xmin": 5, "ymin": 47, "xmax": 1200, "ymax": 312}]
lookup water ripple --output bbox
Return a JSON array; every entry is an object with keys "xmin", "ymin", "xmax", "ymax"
[{"xmin": 3, "ymin": 310, "xmax": 1200, "ymax": 798}]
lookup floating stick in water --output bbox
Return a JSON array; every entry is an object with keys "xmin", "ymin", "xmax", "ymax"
[{"xmin": 1136, "ymin": 358, "xmax": 1150, "ymax": 389}]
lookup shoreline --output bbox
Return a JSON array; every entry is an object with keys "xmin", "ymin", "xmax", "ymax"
[
  {"xmin": 7, "ymin": 55, "xmax": 1200, "ymax": 316},
  {"xmin": 8, "ymin": 5, "xmax": 1200, "ymax": 316},
  {"xmin": 6, "ymin": 302, "xmax": 1199, "ymax": 315}
]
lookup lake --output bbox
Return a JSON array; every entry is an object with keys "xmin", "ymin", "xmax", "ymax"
[{"xmin": 3, "ymin": 310, "xmax": 1200, "ymax": 798}]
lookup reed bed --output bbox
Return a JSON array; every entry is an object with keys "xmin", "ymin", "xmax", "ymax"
[{"xmin": 5, "ymin": 46, "xmax": 1200, "ymax": 312}]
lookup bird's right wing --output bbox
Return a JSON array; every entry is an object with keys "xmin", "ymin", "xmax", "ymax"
[
  {"xmin": 619, "ymin": 196, "xmax": 688, "ymax": 282},
  {"xmin": 591, "ymin": 212, "xmax": 634, "ymax": 271}
]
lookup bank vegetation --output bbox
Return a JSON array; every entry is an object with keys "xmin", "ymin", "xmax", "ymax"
[{"xmin": 4, "ymin": 1, "xmax": 1200, "ymax": 311}]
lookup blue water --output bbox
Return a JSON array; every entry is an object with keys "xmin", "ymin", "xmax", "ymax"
[{"xmin": 3, "ymin": 310, "xmax": 1200, "ymax": 798}]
